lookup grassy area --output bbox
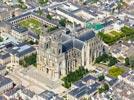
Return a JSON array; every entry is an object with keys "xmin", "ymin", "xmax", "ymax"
[
  {"xmin": 98, "ymin": 31, "xmax": 124, "ymax": 45},
  {"xmin": 19, "ymin": 18, "xmax": 43, "ymax": 34},
  {"xmin": 62, "ymin": 67, "xmax": 89, "ymax": 88},
  {"xmin": 108, "ymin": 66, "xmax": 125, "ymax": 78},
  {"xmin": 99, "ymin": 26, "xmax": 134, "ymax": 45}
]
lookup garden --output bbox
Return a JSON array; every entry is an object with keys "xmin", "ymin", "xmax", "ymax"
[
  {"xmin": 19, "ymin": 18, "xmax": 43, "ymax": 34},
  {"xmin": 95, "ymin": 53, "xmax": 118, "ymax": 67}
]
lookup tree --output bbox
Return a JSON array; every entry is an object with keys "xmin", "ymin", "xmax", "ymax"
[
  {"xmin": 62, "ymin": 67, "xmax": 89, "ymax": 88},
  {"xmin": 17, "ymin": 0, "xmax": 23, "ymax": 4},
  {"xmin": 38, "ymin": 0, "xmax": 48, "ymax": 5},
  {"xmin": 46, "ymin": 14, "xmax": 52, "ymax": 20},
  {"xmin": 19, "ymin": 53, "xmax": 37, "ymax": 67},
  {"xmin": 98, "ymin": 83, "xmax": 109, "ymax": 93},
  {"xmin": 59, "ymin": 19, "xmax": 66, "ymax": 27},
  {"xmin": 0, "ymin": 37, "xmax": 3, "ymax": 42},
  {"xmin": 108, "ymin": 56, "xmax": 117, "ymax": 67},
  {"xmin": 129, "ymin": 56, "xmax": 134, "ymax": 69},
  {"xmin": 37, "ymin": 8, "xmax": 43, "ymax": 16},
  {"xmin": 103, "ymin": 83, "xmax": 109, "ymax": 91},
  {"xmin": 98, "ymin": 75, "xmax": 105, "ymax": 81},
  {"xmin": 125, "ymin": 57, "xmax": 129, "ymax": 66}
]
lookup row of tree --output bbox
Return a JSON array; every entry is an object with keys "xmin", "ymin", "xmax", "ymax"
[{"xmin": 62, "ymin": 67, "xmax": 89, "ymax": 88}]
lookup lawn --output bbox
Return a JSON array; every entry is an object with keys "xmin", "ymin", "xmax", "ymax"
[
  {"xmin": 108, "ymin": 66, "xmax": 125, "ymax": 78},
  {"xmin": 19, "ymin": 18, "xmax": 43, "ymax": 34},
  {"xmin": 99, "ymin": 26, "xmax": 134, "ymax": 45}
]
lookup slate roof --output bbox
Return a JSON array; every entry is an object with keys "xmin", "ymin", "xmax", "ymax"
[
  {"xmin": 69, "ymin": 74, "xmax": 100, "ymax": 99},
  {"xmin": 7, "ymin": 12, "xmax": 31, "ymax": 22},
  {"xmin": 62, "ymin": 38, "xmax": 84, "ymax": 52},
  {"xmin": 0, "ymin": 76, "xmax": 13, "ymax": 88},
  {"xmin": 0, "ymin": 64, "xmax": 6, "ymax": 70},
  {"xmin": 78, "ymin": 31, "xmax": 95, "ymax": 42},
  {"xmin": 21, "ymin": 89, "xmax": 35, "ymax": 98},
  {"xmin": 6, "ymin": 43, "xmax": 36, "ymax": 58},
  {"xmin": 39, "ymin": 90, "xmax": 62, "ymax": 100},
  {"xmin": 12, "ymin": 26, "xmax": 28, "ymax": 33},
  {"xmin": 69, "ymin": 82, "xmax": 100, "ymax": 98},
  {"xmin": 0, "ymin": 52, "xmax": 10, "ymax": 60},
  {"xmin": 28, "ymin": 31, "xmax": 39, "ymax": 40},
  {"xmin": 5, "ymin": 85, "xmax": 24, "ymax": 96}
]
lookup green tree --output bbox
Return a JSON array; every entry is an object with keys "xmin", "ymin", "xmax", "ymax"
[
  {"xmin": 0, "ymin": 37, "xmax": 3, "ymax": 42},
  {"xmin": 125, "ymin": 57, "xmax": 129, "ymax": 66},
  {"xmin": 38, "ymin": 0, "xmax": 48, "ymax": 5},
  {"xmin": 59, "ymin": 19, "xmax": 66, "ymax": 27},
  {"xmin": 46, "ymin": 14, "xmax": 52, "ymax": 20},
  {"xmin": 62, "ymin": 67, "xmax": 89, "ymax": 88},
  {"xmin": 108, "ymin": 56, "xmax": 117, "ymax": 67},
  {"xmin": 98, "ymin": 75, "xmax": 105, "ymax": 81},
  {"xmin": 129, "ymin": 56, "xmax": 134, "ymax": 69},
  {"xmin": 17, "ymin": 0, "xmax": 23, "ymax": 4}
]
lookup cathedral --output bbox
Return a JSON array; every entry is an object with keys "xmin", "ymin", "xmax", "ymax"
[{"xmin": 37, "ymin": 28, "xmax": 105, "ymax": 80}]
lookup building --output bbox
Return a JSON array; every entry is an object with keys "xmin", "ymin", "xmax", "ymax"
[
  {"xmin": 6, "ymin": 42, "xmax": 36, "ymax": 66},
  {"xmin": 37, "ymin": 90, "xmax": 62, "ymax": 100},
  {"xmin": 0, "ymin": 75, "xmax": 13, "ymax": 93},
  {"xmin": 11, "ymin": 26, "xmax": 28, "ymax": 42},
  {"xmin": 37, "ymin": 28, "xmax": 105, "ymax": 80},
  {"xmin": 0, "ymin": 21, "xmax": 11, "ymax": 36},
  {"xmin": 0, "ymin": 42, "xmax": 36, "ymax": 66},
  {"xmin": 118, "ymin": 70, "xmax": 134, "ymax": 87},
  {"xmin": 0, "ymin": 48, "xmax": 11, "ymax": 65},
  {"xmin": 0, "ymin": 64, "xmax": 7, "ymax": 76},
  {"xmin": 19, "ymin": 88, "xmax": 35, "ymax": 100},
  {"xmin": 68, "ymin": 74, "xmax": 100, "ymax": 100},
  {"xmin": 49, "ymin": 2, "xmax": 108, "ymax": 27},
  {"xmin": 4, "ymin": 85, "xmax": 24, "ymax": 99},
  {"xmin": 111, "ymin": 80, "xmax": 134, "ymax": 100}
]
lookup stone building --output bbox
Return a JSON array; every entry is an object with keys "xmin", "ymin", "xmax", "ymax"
[{"xmin": 37, "ymin": 28, "xmax": 105, "ymax": 80}]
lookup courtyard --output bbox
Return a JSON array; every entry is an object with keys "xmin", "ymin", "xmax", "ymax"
[{"xmin": 19, "ymin": 18, "xmax": 43, "ymax": 34}]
